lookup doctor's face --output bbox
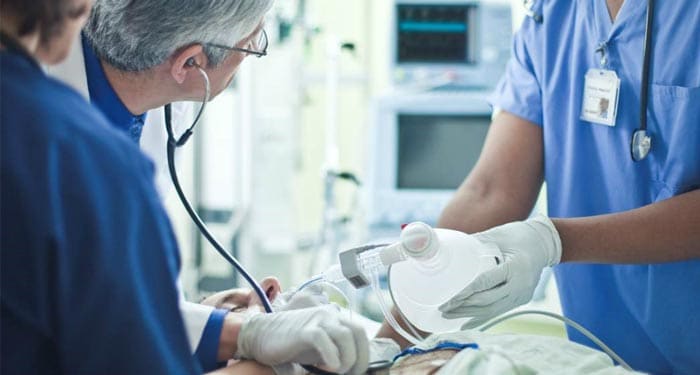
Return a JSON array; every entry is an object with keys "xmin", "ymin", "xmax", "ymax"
[{"xmin": 205, "ymin": 22, "xmax": 265, "ymax": 98}]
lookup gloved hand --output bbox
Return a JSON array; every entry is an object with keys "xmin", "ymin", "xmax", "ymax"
[
  {"xmin": 237, "ymin": 305, "xmax": 370, "ymax": 375},
  {"xmin": 439, "ymin": 215, "xmax": 562, "ymax": 329}
]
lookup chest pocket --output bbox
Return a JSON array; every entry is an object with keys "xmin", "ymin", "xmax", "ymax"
[{"xmin": 648, "ymin": 84, "xmax": 700, "ymax": 201}]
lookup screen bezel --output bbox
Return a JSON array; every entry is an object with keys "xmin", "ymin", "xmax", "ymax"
[{"xmin": 395, "ymin": 3, "xmax": 478, "ymax": 65}]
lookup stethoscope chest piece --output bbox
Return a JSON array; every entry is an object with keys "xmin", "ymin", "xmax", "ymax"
[{"xmin": 631, "ymin": 129, "xmax": 652, "ymax": 161}]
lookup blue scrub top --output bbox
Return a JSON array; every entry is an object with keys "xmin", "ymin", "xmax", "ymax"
[
  {"xmin": 81, "ymin": 34, "xmax": 146, "ymax": 143},
  {"xmin": 490, "ymin": 0, "xmax": 700, "ymax": 373},
  {"xmin": 1, "ymin": 50, "xmax": 200, "ymax": 374}
]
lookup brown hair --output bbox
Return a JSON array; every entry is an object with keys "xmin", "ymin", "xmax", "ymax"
[{"xmin": 1, "ymin": 0, "xmax": 89, "ymax": 44}]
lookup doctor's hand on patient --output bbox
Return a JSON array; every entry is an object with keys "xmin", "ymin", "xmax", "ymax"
[
  {"xmin": 439, "ymin": 215, "xmax": 562, "ymax": 329},
  {"xmin": 237, "ymin": 305, "xmax": 369, "ymax": 375}
]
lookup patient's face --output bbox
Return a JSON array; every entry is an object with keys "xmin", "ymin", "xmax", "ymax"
[{"xmin": 201, "ymin": 277, "xmax": 281, "ymax": 312}]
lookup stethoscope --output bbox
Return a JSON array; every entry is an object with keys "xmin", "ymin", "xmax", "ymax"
[
  {"xmin": 525, "ymin": 0, "xmax": 656, "ymax": 161},
  {"xmin": 164, "ymin": 60, "xmax": 337, "ymax": 375},
  {"xmin": 165, "ymin": 59, "xmax": 277, "ymax": 313}
]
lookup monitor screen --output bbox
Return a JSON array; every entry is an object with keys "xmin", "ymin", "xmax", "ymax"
[
  {"xmin": 396, "ymin": 4, "xmax": 477, "ymax": 64},
  {"xmin": 397, "ymin": 114, "xmax": 490, "ymax": 190}
]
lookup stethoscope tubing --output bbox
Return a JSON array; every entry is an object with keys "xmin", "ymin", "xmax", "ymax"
[{"xmin": 165, "ymin": 69, "xmax": 337, "ymax": 374}]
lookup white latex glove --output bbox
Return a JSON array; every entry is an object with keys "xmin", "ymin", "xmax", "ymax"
[
  {"xmin": 439, "ymin": 215, "xmax": 562, "ymax": 329},
  {"xmin": 237, "ymin": 305, "xmax": 369, "ymax": 375}
]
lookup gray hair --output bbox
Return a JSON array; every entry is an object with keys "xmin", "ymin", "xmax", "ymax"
[{"xmin": 84, "ymin": 0, "xmax": 274, "ymax": 72}]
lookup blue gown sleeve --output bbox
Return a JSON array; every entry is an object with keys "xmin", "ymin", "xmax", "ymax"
[
  {"xmin": 195, "ymin": 309, "xmax": 230, "ymax": 371},
  {"xmin": 488, "ymin": 17, "xmax": 544, "ymax": 126}
]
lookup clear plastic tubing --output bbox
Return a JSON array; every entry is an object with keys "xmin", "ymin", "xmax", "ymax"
[
  {"xmin": 370, "ymin": 268, "xmax": 423, "ymax": 346},
  {"xmin": 299, "ymin": 256, "xmax": 424, "ymax": 345}
]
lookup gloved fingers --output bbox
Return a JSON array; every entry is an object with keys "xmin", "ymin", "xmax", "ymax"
[
  {"xmin": 438, "ymin": 265, "xmax": 509, "ymax": 312},
  {"xmin": 301, "ymin": 326, "xmax": 341, "ymax": 370},
  {"xmin": 323, "ymin": 322, "xmax": 356, "ymax": 374},
  {"xmin": 443, "ymin": 290, "xmax": 512, "ymax": 316},
  {"xmin": 341, "ymin": 318, "xmax": 370, "ymax": 375},
  {"xmin": 440, "ymin": 294, "xmax": 507, "ymax": 319},
  {"xmin": 455, "ymin": 282, "xmax": 511, "ymax": 308},
  {"xmin": 471, "ymin": 230, "xmax": 500, "ymax": 245}
]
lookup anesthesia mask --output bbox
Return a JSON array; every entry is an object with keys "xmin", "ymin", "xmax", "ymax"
[{"xmin": 303, "ymin": 222, "xmax": 502, "ymax": 345}]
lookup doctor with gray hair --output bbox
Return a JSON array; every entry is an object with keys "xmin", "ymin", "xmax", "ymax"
[
  {"xmin": 85, "ymin": 0, "xmax": 268, "ymax": 72},
  {"xmin": 48, "ymin": 1, "xmax": 369, "ymax": 374}
]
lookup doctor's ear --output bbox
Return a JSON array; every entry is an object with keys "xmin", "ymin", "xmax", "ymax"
[{"xmin": 170, "ymin": 44, "xmax": 207, "ymax": 84}]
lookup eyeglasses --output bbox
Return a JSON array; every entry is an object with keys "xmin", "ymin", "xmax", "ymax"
[{"xmin": 207, "ymin": 29, "xmax": 268, "ymax": 58}]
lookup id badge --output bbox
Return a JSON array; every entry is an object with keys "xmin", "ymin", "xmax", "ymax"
[{"xmin": 580, "ymin": 69, "xmax": 620, "ymax": 126}]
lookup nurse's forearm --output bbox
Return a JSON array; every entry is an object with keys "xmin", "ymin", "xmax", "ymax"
[
  {"xmin": 555, "ymin": 189, "xmax": 700, "ymax": 263},
  {"xmin": 438, "ymin": 182, "xmax": 536, "ymax": 233},
  {"xmin": 218, "ymin": 313, "xmax": 244, "ymax": 361},
  {"xmin": 437, "ymin": 112, "xmax": 546, "ymax": 233}
]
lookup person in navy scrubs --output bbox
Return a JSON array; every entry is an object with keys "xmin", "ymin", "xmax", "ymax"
[
  {"xmin": 1, "ymin": 0, "xmax": 200, "ymax": 373},
  {"xmin": 0, "ymin": 1, "xmax": 369, "ymax": 375}
]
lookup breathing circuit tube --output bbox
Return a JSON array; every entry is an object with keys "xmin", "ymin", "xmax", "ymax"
[{"xmin": 479, "ymin": 310, "xmax": 633, "ymax": 371}]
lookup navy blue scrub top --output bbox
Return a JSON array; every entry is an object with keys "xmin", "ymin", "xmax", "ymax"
[{"xmin": 1, "ymin": 49, "xmax": 200, "ymax": 374}]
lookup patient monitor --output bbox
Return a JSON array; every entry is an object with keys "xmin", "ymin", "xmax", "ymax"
[{"xmin": 392, "ymin": 0, "xmax": 512, "ymax": 88}]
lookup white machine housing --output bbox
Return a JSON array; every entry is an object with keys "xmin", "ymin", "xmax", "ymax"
[
  {"xmin": 391, "ymin": 0, "xmax": 512, "ymax": 88},
  {"xmin": 366, "ymin": 90, "xmax": 493, "ymax": 230}
]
